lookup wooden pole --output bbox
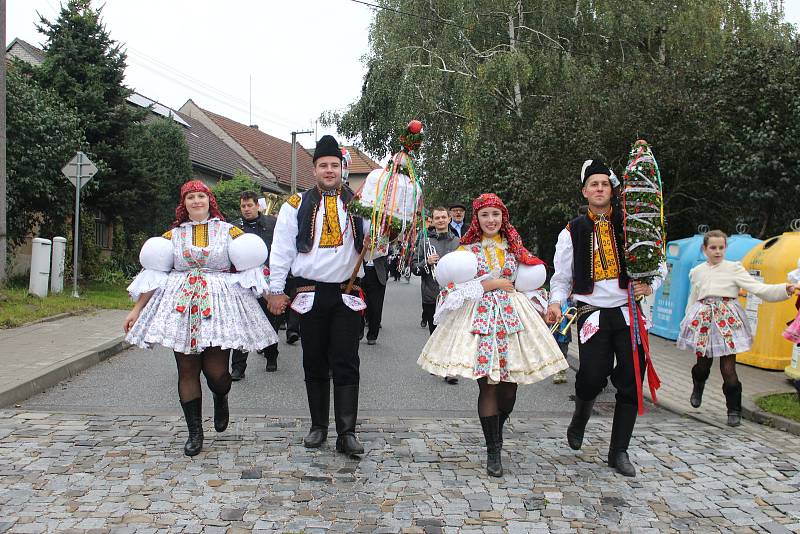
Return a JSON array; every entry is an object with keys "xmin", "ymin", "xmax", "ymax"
[{"xmin": 344, "ymin": 245, "xmax": 368, "ymax": 294}]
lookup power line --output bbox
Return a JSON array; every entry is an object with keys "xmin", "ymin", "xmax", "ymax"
[{"xmin": 125, "ymin": 47, "xmax": 299, "ymax": 128}]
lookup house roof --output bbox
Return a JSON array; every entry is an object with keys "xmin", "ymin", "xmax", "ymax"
[
  {"xmin": 200, "ymin": 106, "xmax": 316, "ymax": 190},
  {"xmin": 343, "ymin": 145, "xmax": 382, "ymax": 175},
  {"xmin": 6, "ymin": 38, "xmax": 46, "ymax": 65},
  {"xmin": 174, "ymin": 111, "xmax": 266, "ymax": 184}
]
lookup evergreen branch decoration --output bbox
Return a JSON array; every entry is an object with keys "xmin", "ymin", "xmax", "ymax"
[{"xmin": 622, "ymin": 140, "xmax": 665, "ymax": 284}]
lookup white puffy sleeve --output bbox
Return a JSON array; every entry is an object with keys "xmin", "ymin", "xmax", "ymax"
[
  {"xmin": 432, "ymin": 279, "xmax": 484, "ymax": 325},
  {"xmin": 269, "ymin": 199, "xmax": 300, "ymax": 293},
  {"xmin": 127, "ymin": 235, "xmax": 174, "ymax": 300},
  {"xmin": 228, "ymin": 231, "xmax": 270, "ymax": 296},
  {"xmin": 549, "ymin": 228, "xmax": 574, "ymax": 305}
]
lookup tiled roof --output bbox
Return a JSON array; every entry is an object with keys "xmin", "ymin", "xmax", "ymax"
[
  {"xmin": 6, "ymin": 38, "xmax": 46, "ymax": 65},
  {"xmin": 343, "ymin": 146, "xmax": 381, "ymax": 174},
  {"xmin": 201, "ymin": 107, "xmax": 316, "ymax": 190},
  {"xmin": 175, "ymin": 111, "xmax": 268, "ymax": 186}
]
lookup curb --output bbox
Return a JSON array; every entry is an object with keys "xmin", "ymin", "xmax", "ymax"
[
  {"xmin": 0, "ymin": 337, "xmax": 130, "ymax": 408},
  {"xmin": 742, "ymin": 393, "xmax": 800, "ymax": 437},
  {"xmin": 565, "ymin": 348, "xmax": 799, "ymax": 434}
]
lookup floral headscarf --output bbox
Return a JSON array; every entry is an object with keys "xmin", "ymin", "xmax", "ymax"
[
  {"xmin": 171, "ymin": 180, "xmax": 225, "ymax": 228},
  {"xmin": 460, "ymin": 193, "xmax": 544, "ymax": 266}
]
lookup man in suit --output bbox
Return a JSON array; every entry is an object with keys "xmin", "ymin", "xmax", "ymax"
[
  {"xmin": 448, "ymin": 202, "xmax": 468, "ymax": 238},
  {"xmin": 231, "ymin": 191, "xmax": 280, "ymax": 378},
  {"xmin": 361, "ymin": 237, "xmax": 389, "ymax": 345}
]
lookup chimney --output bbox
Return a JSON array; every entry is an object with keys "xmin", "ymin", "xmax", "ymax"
[{"xmin": 249, "ymin": 124, "xmax": 259, "ymax": 130}]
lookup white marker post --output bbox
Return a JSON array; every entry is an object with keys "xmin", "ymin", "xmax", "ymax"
[{"xmin": 62, "ymin": 152, "xmax": 98, "ymax": 298}]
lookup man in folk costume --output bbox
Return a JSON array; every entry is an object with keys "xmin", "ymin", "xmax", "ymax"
[
  {"xmin": 268, "ymin": 135, "xmax": 368, "ymax": 455},
  {"xmin": 546, "ymin": 160, "xmax": 665, "ymax": 477}
]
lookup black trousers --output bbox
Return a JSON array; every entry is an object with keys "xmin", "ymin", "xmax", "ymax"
[
  {"xmin": 285, "ymin": 275, "xmax": 301, "ymax": 341},
  {"xmin": 361, "ymin": 265, "xmax": 386, "ymax": 341},
  {"xmin": 232, "ymin": 298, "xmax": 279, "ymax": 371},
  {"xmin": 575, "ymin": 305, "xmax": 646, "ymax": 406},
  {"xmin": 298, "ymin": 281, "xmax": 361, "ymax": 387},
  {"xmin": 422, "ymin": 302, "xmax": 436, "ymax": 335}
]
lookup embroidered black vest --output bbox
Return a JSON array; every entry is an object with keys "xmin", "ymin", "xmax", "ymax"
[
  {"xmin": 296, "ymin": 185, "xmax": 364, "ymax": 254},
  {"xmin": 568, "ymin": 208, "xmax": 629, "ymax": 295}
]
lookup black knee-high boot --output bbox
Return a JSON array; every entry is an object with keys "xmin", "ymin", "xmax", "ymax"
[
  {"xmin": 334, "ymin": 384, "xmax": 364, "ymax": 455},
  {"xmin": 498, "ymin": 411, "xmax": 510, "ymax": 448},
  {"xmin": 304, "ymin": 380, "xmax": 330, "ymax": 448},
  {"xmin": 690, "ymin": 361, "xmax": 710, "ymax": 408},
  {"xmin": 723, "ymin": 382, "xmax": 742, "ymax": 427},
  {"xmin": 180, "ymin": 398, "xmax": 203, "ymax": 456},
  {"xmin": 567, "ymin": 396, "xmax": 595, "ymax": 450},
  {"xmin": 479, "ymin": 415, "xmax": 503, "ymax": 477},
  {"xmin": 607, "ymin": 402, "xmax": 638, "ymax": 477},
  {"xmin": 212, "ymin": 392, "xmax": 229, "ymax": 432}
]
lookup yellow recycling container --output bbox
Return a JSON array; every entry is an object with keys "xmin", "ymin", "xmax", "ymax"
[{"xmin": 736, "ymin": 229, "xmax": 800, "ymax": 370}]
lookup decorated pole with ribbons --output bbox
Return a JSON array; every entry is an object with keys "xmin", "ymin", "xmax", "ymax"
[
  {"xmin": 344, "ymin": 120, "xmax": 425, "ymax": 293},
  {"xmin": 621, "ymin": 139, "xmax": 666, "ymax": 415}
]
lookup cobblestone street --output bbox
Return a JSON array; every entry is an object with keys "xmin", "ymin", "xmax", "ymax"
[{"xmin": 1, "ymin": 409, "xmax": 799, "ymax": 533}]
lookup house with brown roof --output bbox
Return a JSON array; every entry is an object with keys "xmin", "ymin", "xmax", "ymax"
[
  {"xmin": 341, "ymin": 145, "xmax": 382, "ymax": 192},
  {"xmin": 179, "ymin": 100, "xmax": 316, "ymax": 193}
]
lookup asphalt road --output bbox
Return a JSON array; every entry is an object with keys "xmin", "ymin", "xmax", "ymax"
[{"xmin": 22, "ymin": 276, "xmax": 615, "ymax": 416}]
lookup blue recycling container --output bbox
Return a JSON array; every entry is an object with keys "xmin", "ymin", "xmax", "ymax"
[{"xmin": 650, "ymin": 232, "xmax": 762, "ymax": 340}]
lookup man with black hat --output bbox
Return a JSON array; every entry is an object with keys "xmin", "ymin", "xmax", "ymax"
[
  {"xmin": 546, "ymin": 159, "xmax": 664, "ymax": 478},
  {"xmin": 268, "ymin": 135, "xmax": 368, "ymax": 455},
  {"xmin": 448, "ymin": 202, "xmax": 468, "ymax": 238}
]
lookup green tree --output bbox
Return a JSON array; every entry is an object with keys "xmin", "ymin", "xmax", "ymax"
[
  {"xmin": 32, "ymin": 0, "xmax": 146, "ymax": 221},
  {"xmin": 6, "ymin": 68, "xmax": 84, "ymax": 248},
  {"xmin": 328, "ymin": 0, "xmax": 794, "ymax": 258},
  {"xmin": 211, "ymin": 172, "xmax": 260, "ymax": 221}
]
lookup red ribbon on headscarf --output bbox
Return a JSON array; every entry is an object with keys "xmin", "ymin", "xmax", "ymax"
[
  {"xmin": 171, "ymin": 180, "xmax": 226, "ymax": 228},
  {"xmin": 460, "ymin": 193, "xmax": 544, "ymax": 267}
]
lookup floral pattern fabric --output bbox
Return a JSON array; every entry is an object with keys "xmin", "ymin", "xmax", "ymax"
[
  {"xmin": 418, "ymin": 237, "xmax": 568, "ymax": 384},
  {"xmin": 125, "ymin": 219, "xmax": 278, "ymax": 354},
  {"xmin": 677, "ymin": 297, "xmax": 752, "ymax": 358}
]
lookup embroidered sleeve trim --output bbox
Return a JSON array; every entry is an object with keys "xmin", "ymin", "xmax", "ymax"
[
  {"xmin": 229, "ymin": 226, "xmax": 244, "ymax": 239},
  {"xmin": 162, "ymin": 230, "xmax": 173, "ymax": 240},
  {"xmin": 287, "ymin": 194, "xmax": 301, "ymax": 209}
]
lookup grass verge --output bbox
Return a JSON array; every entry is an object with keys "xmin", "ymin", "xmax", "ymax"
[
  {"xmin": 0, "ymin": 281, "xmax": 130, "ymax": 328},
  {"xmin": 756, "ymin": 392, "xmax": 800, "ymax": 423}
]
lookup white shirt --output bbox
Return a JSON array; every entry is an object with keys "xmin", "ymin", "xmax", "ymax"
[
  {"xmin": 269, "ymin": 192, "xmax": 368, "ymax": 293},
  {"xmin": 549, "ymin": 227, "xmax": 666, "ymax": 308}
]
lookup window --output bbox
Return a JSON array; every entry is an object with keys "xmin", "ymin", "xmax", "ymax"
[{"xmin": 95, "ymin": 211, "xmax": 112, "ymax": 249}]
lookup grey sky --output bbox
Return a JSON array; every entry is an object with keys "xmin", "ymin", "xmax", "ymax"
[
  {"xmin": 7, "ymin": 0, "xmax": 800, "ymax": 153},
  {"xmin": 8, "ymin": 0, "xmax": 375, "ymax": 148}
]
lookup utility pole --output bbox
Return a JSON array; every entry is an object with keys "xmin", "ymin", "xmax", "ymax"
[
  {"xmin": 0, "ymin": 0, "xmax": 7, "ymax": 286},
  {"xmin": 290, "ymin": 129, "xmax": 313, "ymax": 194}
]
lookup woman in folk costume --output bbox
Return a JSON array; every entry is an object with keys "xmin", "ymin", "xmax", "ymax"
[
  {"xmin": 418, "ymin": 194, "xmax": 569, "ymax": 477},
  {"xmin": 123, "ymin": 180, "xmax": 278, "ymax": 456}
]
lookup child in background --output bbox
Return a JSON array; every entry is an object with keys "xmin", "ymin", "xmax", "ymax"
[{"xmin": 677, "ymin": 230, "xmax": 797, "ymax": 426}]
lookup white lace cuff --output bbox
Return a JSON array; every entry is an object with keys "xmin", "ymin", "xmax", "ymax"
[
  {"xmin": 232, "ymin": 266, "xmax": 271, "ymax": 296},
  {"xmin": 433, "ymin": 279, "xmax": 484, "ymax": 325},
  {"xmin": 127, "ymin": 269, "xmax": 170, "ymax": 300}
]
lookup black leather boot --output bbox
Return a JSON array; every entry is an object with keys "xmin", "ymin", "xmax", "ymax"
[
  {"xmin": 690, "ymin": 362, "xmax": 710, "ymax": 408},
  {"xmin": 180, "ymin": 398, "xmax": 203, "ymax": 457},
  {"xmin": 334, "ymin": 384, "xmax": 364, "ymax": 455},
  {"xmin": 723, "ymin": 382, "xmax": 742, "ymax": 427},
  {"xmin": 498, "ymin": 411, "xmax": 510, "ymax": 449},
  {"xmin": 607, "ymin": 402, "xmax": 638, "ymax": 477},
  {"xmin": 567, "ymin": 396, "xmax": 595, "ymax": 450},
  {"xmin": 479, "ymin": 415, "xmax": 503, "ymax": 477},
  {"xmin": 303, "ymin": 380, "xmax": 330, "ymax": 448},
  {"xmin": 230, "ymin": 349, "xmax": 247, "ymax": 381},
  {"xmin": 265, "ymin": 353, "xmax": 278, "ymax": 372},
  {"xmin": 212, "ymin": 392, "xmax": 229, "ymax": 432}
]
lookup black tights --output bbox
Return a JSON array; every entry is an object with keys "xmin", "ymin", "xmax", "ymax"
[
  {"xmin": 174, "ymin": 347, "xmax": 232, "ymax": 403},
  {"xmin": 692, "ymin": 354, "xmax": 739, "ymax": 387},
  {"xmin": 477, "ymin": 378, "xmax": 518, "ymax": 417}
]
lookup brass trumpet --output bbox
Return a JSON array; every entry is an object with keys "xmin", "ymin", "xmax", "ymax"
[
  {"xmin": 262, "ymin": 193, "xmax": 280, "ymax": 216},
  {"xmin": 550, "ymin": 306, "xmax": 578, "ymax": 335}
]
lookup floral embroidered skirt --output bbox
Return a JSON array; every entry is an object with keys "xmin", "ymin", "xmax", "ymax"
[
  {"xmin": 125, "ymin": 270, "xmax": 278, "ymax": 354},
  {"xmin": 417, "ymin": 292, "xmax": 569, "ymax": 384},
  {"xmin": 677, "ymin": 297, "xmax": 752, "ymax": 358}
]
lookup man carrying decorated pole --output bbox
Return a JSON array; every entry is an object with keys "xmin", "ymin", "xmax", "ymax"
[
  {"xmin": 268, "ymin": 135, "xmax": 369, "ymax": 455},
  {"xmin": 546, "ymin": 155, "xmax": 666, "ymax": 477}
]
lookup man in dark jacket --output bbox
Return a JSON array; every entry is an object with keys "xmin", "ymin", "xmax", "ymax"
[
  {"xmin": 231, "ymin": 191, "xmax": 281, "ymax": 378},
  {"xmin": 413, "ymin": 206, "xmax": 460, "ymax": 382},
  {"xmin": 448, "ymin": 201, "xmax": 468, "ymax": 238}
]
